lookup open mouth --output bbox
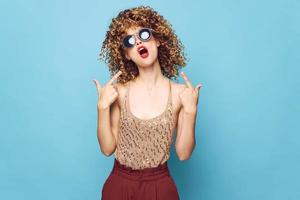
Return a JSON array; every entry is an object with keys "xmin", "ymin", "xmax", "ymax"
[{"xmin": 137, "ymin": 46, "xmax": 149, "ymax": 58}]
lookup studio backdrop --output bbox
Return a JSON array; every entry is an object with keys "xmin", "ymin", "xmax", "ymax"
[{"xmin": 0, "ymin": 0, "xmax": 299, "ymax": 200}]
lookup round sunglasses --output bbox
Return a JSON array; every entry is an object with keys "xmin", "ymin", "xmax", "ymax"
[{"xmin": 122, "ymin": 28, "xmax": 153, "ymax": 48}]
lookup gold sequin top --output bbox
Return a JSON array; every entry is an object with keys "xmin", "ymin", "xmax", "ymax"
[{"xmin": 114, "ymin": 79, "xmax": 175, "ymax": 170}]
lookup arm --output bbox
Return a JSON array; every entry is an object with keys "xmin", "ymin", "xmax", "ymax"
[
  {"xmin": 175, "ymin": 71, "xmax": 202, "ymax": 161},
  {"xmin": 97, "ymin": 98, "xmax": 120, "ymax": 156},
  {"xmin": 93, "ymin": 71, "xmax": 122, "ymax": 156},
  {"xmin": 175, "ymin": 103, "xmax": 197, "ymax": 161}
]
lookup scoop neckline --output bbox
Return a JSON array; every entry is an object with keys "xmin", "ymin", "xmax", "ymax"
[{"xmin": 126, "ymin": 79, "xmax": 171, "ymax": 122}]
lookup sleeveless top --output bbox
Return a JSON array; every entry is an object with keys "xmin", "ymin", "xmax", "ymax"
[{"xmin": 114, "ymin": 79, "xmax": 175, "ymax": 170}]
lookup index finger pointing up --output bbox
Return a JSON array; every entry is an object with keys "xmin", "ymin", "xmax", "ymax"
[
  {"xmin": 108, "ymin": 70, "xmax": 122, "ymax": 85},
  {"xmin": 181, "ymin": 71, "xmax": 193, "ymax": 88}
]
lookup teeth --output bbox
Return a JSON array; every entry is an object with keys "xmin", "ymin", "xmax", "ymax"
[{"xmin": 139, "ymin": 47, "xmax": 145, "ymax": 52}]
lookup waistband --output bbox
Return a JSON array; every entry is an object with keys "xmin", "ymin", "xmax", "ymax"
[{"xmin": 111, "ymin": 158, "xmax": 170, "ymax": 181}]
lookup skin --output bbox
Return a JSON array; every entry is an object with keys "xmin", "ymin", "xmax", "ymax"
[{"xmin": 93, "ymin": 26, "xmax": 203, "ymax": 161}]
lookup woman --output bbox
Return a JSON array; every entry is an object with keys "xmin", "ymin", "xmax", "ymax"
[{"xmin": 93, "ymin": 6, "xmax": 203, "ymax": 200}]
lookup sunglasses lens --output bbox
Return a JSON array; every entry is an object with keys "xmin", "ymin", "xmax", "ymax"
[
  {"xmin": 123, "ymin": 35, "xmax": 135, "ymax": 48},
  {"xmin": 123, "ymin": 28, "xmax": 152, "ymax": 48},
  {"xmin": 128, "ymin": 37, "xmax": 135, "ymax": 45},
  {"xmin": 139, "ymin": 29, "xmax": 151, "ymax": 41}
]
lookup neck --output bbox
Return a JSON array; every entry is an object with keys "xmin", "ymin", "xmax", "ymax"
[{"xmin": 134, "ymin": 59, "xmax": 165, "ymax": 86}]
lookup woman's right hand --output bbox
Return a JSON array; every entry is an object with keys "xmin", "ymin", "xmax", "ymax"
[{"xmin": 92, "ymin": 70, "xmax": 122, "ymax": 110}]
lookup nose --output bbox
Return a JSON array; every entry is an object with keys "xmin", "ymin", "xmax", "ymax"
[
  {"xmin": 135, "ymin": 35, "xmax": 143, "ymax": 46},
  {"xmin": 136, "ymin": 41, "xmax": 142, "ymax": 46}
]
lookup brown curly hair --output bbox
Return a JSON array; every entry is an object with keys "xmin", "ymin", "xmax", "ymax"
[{"xmin": 99, "ymin": 6, "xmax": 187, "ymax": 84}]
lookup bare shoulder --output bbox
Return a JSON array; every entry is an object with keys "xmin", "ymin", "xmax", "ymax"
[
  {"xmin": 170, "ymin": 80, "xmax": 186, "ymax": 96},
  {"xmin": 114, "ymin": 81, "xmax": 129, "ymax": 107},
  {"xmin": 170, "ymin": 80, "xmax": 186, "ymax": 110}
]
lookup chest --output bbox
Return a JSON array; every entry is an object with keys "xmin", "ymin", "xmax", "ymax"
[{"xmin": 119, "ymin": 88, "xmax": 182, "ymax": 130}]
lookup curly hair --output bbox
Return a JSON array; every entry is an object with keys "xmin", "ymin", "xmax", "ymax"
[{"xmin": 99, "ymin": 6, "xmax": 187, "ymax": 84}]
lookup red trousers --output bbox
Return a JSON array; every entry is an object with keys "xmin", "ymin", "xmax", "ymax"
[{"xmin": 101, "ymin": 158, "xmax": 180, "ymax": 200}]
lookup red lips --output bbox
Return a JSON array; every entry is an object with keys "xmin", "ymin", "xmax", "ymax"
[{"xmin": 137, "ymin": 45, "xmax": 149, "ymax": 59}]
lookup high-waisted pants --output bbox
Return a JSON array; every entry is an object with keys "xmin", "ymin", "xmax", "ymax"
[{"xmin": 101, "ymin": 158, "xmax": 180, "ymax": 200}]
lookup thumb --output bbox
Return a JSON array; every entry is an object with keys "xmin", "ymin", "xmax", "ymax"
[
  {"xmin": 92, "ymin": 79, "xmax": 102, "ymax": 92},
  {"xmin": 194, "ymin": 83, "xmax": 203, "ymax": 92}
]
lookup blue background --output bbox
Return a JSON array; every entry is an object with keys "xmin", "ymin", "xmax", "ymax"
[{"xmin": 1, "ymin": 0, "xmax": 299, "ymax": 199}]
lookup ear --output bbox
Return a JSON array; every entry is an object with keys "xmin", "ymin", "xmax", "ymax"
[
  {"xmin": 125, "ymin": 51, "xmax": 131, "ymax": 60},
  {"xmin": 156, "ymin": 40, "xmax": 160, "ymax": 47}
]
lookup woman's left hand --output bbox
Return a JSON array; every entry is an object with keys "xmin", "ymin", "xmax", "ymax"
[{"xmin": 179, "ymin": 71, "xmax": 203, "ymax": 114}]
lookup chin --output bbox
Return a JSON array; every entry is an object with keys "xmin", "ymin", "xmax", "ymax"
[
  {"xmin": 139, "ymin": 61, "xmax": 156, "ymax": 68},
  {"xmin": 135, "ymin": 55, "xmax": 158, "ymax": 68}
]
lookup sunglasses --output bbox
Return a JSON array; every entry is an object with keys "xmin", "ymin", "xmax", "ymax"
[{"xmin": 122, "ymin": 28, "xmax": 153, "ymax": 48}]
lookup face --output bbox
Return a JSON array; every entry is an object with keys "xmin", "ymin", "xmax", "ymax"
[{"xmin": 123, "ymin": 26, "xmax": 160, "ymax": 68}]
